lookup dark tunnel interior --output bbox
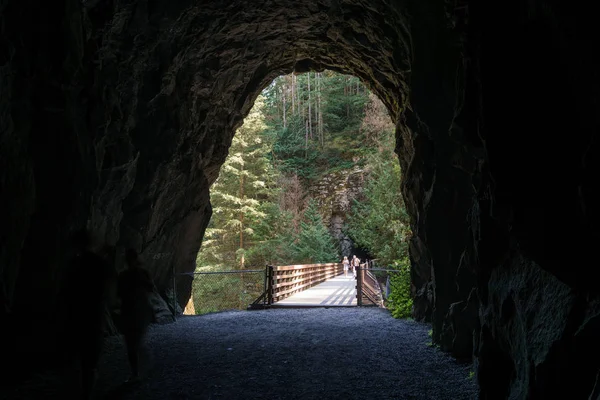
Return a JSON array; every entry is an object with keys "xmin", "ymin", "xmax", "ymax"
[{"xmin": 0, "ymin": 1, "xmax": 598, "ymax": 399}]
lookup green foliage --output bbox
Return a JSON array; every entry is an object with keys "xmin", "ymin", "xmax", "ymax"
[
  {"xmin": 244, "ymin": 203, "xmax": 297, "ymax": 266},
  {"xmin": 347, "ymin": 130, "xmax": 411, "ymax": 266},
  {"xmin": 292, "ymin": 198, "xmax": 340, "ymax": 263},
  {"xmin": 194, "ymin": 70, "xmax": 418, "ymax": 317},
  {"xmin": 198, "ymin": 95, "xmax": 279, "ymax": 270},
  {"xmin": 386, "ymin": 258, "xmax": 413, "ymax": 319},
  {"xmin": 190, "ymin": 271, "xmax": 264, "ymax": 315},
  {"xmin": 268, "ymin": 114, "xmax": 320, "ymax": 180},
  {"xmin": 262, "ymin": 71, "xmax": 370, "ymax": 185},
  {"xmin": 199, "ymin": 70, "xmax": 410, "ymax": 288},
  {"xmin": 200, "ymin": 71, "xmax": 369, "ymax": 270}
]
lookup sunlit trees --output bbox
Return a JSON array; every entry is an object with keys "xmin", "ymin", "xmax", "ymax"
[
  {"xmin": 292, "ymin": 198, "xmax": 340, "ymax": 263},
  {"xmin": 263, "ymin": 71, "xmax": 368, "ymax": 182},
  {"xmin": 197, "ymin": 95, "xmax": 278, "ymax": 269},
  {"xmin": 348, "ymin": 93, "xmax": 410, "ymax": 265},
  {"xmin": 198, "ymin": 74, "xmax": 413, "ymax": 321}
]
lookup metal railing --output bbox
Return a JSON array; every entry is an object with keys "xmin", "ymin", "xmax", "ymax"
[
  {"xmin": 271, "ymin": 263, "xmax": 343, "ymax": 303},
  {"xmin": 173, "ymin": 262, "xmax": 403, "ymax": 314},
  {"xmin": 356, "ymin": 264, "xmax": 383, "ymax": 307},
  {"xmin": 249, "ymin": 263, "xmax": 344, "ymax": 308},
  {"xmin": 356, "ymin": 263, "xmax": 406, "ymax": 308}
]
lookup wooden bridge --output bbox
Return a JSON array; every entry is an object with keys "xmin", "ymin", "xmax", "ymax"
[{"xmin": 249, "ymin": 262, "xmax": 385, "ymax": 309}]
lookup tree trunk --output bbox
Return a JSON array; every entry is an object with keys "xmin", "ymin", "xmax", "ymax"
[
  {"xmin": 239, "ymin": 162, "xmax": 245, "ymax": 269},
  {"xmin": 291, "ymin": 74, "xmax": 295, "ymax": 115},
  {"xmin": 308, "ymin": 72, "xmax": 312, "ymax": 140},
  {"xmin": 282, "ymin": 79, "xmax": 287, "ymax": 129},
  {"xmin": 318, "ymin": 73, "xmax": 324, "ymax": 147},
  {"xmin": 346, "ymin": 77, "xmax": 350, "ymax": 118},
  {"xmin": 316, "ymin": 72, "xmax": 321, "ymax": 147},
  {"xmin": 305, "ymin": 118, "xmax": 309, "ymax": 159},
  {"xmin": 297, "ymin": 74, "xmax": 301, "ymax": 114}
]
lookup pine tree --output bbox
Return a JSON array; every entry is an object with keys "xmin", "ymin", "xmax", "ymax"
[
  {"xmin": 292, "ymin": 198, "xmax": 339, "ymax": 263},
  {"xmin": 198, "ymin": 95, "xmax": 278, "ymax": 270},
  {"xmin": 245, "ymin": 203, "xmax": 296, "ymax": 266},
  {"xmin": 263, "ymin": 71, "xmax": 369, "ymax": 183}
]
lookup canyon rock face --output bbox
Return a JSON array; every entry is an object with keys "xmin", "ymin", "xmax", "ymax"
[
  {"xmin": 0, "ymin": 0, "xmax": 597, "ymax": 398},
  {"xmin": 309, "ymin": 167, "xmax": 368, "ymax": 257}
]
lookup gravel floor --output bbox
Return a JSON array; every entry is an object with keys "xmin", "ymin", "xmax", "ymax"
[{"xmin": 2, "ymin": 308, "xmax": 478, "ymax": 400}]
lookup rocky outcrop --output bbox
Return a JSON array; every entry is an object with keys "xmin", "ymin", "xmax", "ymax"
[
  {"xmin": 148, "ymin": 291, "xmax": 175, "ymax": 324},
  {"xmin": 0, "ymin": 0, "xmax": 598, "ymax": 398},
  {"xmin": 441, "ymin": 289, "xmax": 479, "ymax": 361},
  {"xmin": 474, "ymin": 254, "xmax": 600, "ymax": 398},
  {"xmin": 309, "ymin": 167, "xmax": 368, "ymax": 256}
]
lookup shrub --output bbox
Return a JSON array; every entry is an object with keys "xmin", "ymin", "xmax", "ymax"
[{"xmin": 386, "ymin": 258, "xmax": 413, "ymax": 319}]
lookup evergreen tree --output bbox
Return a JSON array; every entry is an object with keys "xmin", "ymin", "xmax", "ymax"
[
  {"xmin": 292, "ymin": 198, "xmax": 339, "ymax": 263},
  {"xmin": 347, "ymin": 155, "xmax": 410, "ymax": 265},
  {"xmin": 263, "ymin": 71, "xmax": 369, "ymax": 184},
  {"xmin": 386, "ymin": 258, "xmax": 413, "ymax": 319},
  {"xmin": 197, "ymin": 95, "xmax": 278, "ymax": 270},
  {"xmin": 245, "ymin": 202, "xmax": 296, "ymax": 267}
]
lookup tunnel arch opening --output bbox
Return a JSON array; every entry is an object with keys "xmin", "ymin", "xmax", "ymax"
[
  {"xmin": 188, "ymin": 69, "xmax": 406, "ymax": 315},
  {"xmin": 145, "ymin": 2, "xmax": 418, "ymax": 316}
]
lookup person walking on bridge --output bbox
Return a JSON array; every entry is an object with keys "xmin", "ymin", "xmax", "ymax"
[
  {"xmin": 342, "ymin": 256, "xmax": 350, "ymax": 278},
  {"xmin": 352, "ymin": 255, "xmax": 360, "ymax": 278}
]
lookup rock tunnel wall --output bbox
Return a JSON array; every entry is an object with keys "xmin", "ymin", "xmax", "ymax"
[
  {"xmin": 0, "ymin": 0, "xmax": 598, "ymax": 398},
  {"xmin": 468, "ymin": 3, "xmax": 600, "ymax": 399},
  {"xmin": 396, "ymin": 0, "xmax": 479, "ymax": 360}
]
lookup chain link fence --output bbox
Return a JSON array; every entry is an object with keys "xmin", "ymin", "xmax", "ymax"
[{"xmin": 178, "ymin": 269, "xmax": 266, "ymax": 315}]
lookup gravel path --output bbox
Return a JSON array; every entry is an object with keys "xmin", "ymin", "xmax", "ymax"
[{"xmin": 2, "ymin": 308, "xmax": 478, "ymax": 399}]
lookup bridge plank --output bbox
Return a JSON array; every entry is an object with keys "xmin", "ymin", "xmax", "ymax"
[{"xmin": 274, "ymin": 274, "xmax": 357, "ymax": 307}]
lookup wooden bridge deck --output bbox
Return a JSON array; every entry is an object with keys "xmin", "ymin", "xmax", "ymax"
[{"xmin": 274, "ymin": 273, "xmax": 357, "ymax": 307}]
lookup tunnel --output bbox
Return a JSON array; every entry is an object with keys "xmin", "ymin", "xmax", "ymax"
[{"xmin": 0, "ymin": 0, "xmax": 598, "ymax": 398}]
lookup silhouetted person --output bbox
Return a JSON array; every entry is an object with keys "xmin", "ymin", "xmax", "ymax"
[
  {"xmin": 61, "ymin": 229, "xmax": 114, "ymax": 400},
  {"xmin": 117, "ymin": 248, "xmax": 154, "ymax": 381}
]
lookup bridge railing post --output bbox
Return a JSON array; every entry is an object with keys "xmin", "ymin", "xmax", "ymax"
[
  {"xmin": 266, "ymin": 265, "xmax": 274, "ymax": 305},
  {"xmin": 356, "ymin": 266, "xmax": 363, "ymax": 306}
]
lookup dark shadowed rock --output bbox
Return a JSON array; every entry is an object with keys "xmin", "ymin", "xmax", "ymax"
[
  {"xmin": 441, "ymin": 289, "xmax": 479, "ymax": 361},
  {"xmin": 413, "ymin": 281, "xmax": 434, "ymax": 322}
]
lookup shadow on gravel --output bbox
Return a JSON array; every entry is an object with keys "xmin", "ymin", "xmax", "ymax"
[
  {"xmin": 1, "ymin": 308, "xmax": 478, "ymax": 400},
  {"xmin": 102, "ymin": 379, "xmax": 140, "ymax": 399}
]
